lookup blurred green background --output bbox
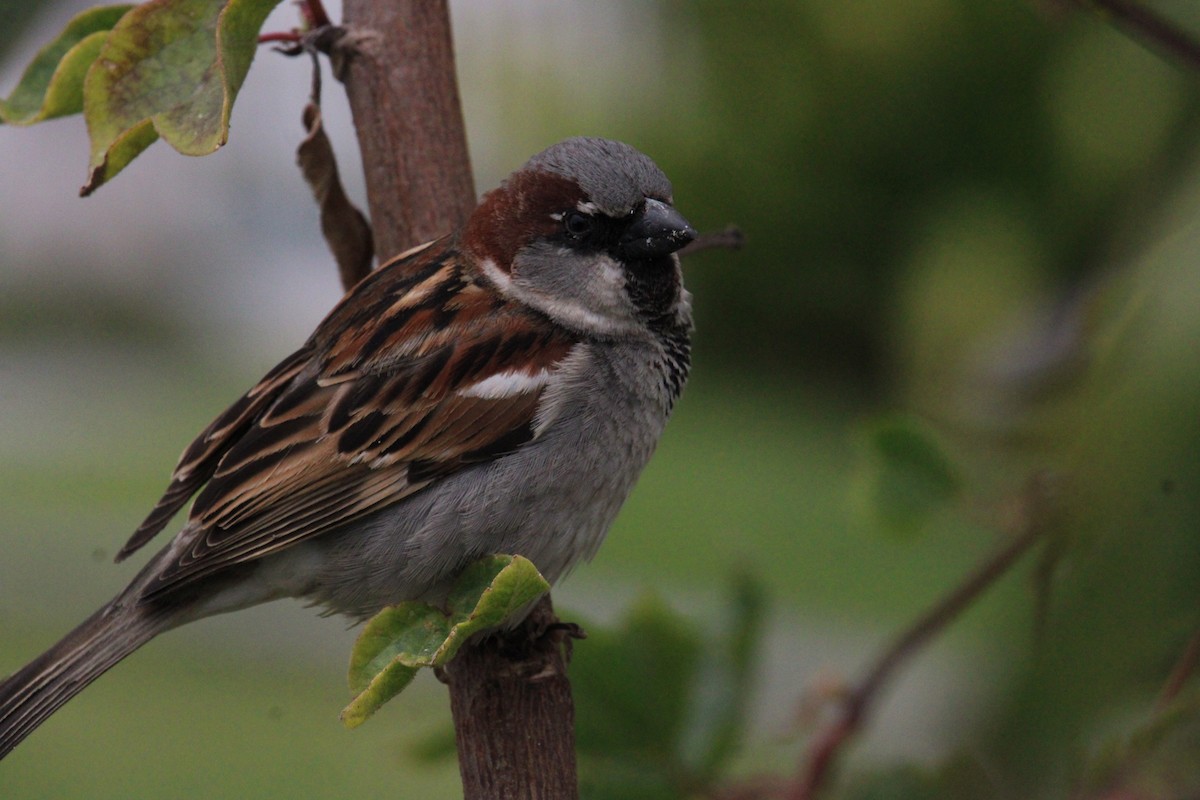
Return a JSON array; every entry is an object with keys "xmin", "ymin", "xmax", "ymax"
[{"xmin": 3, "ymin": 1, "xmax": 1200, "ymax": 797}]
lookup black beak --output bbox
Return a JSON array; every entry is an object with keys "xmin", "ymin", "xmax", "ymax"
[{"xmin": 617, "ymin": 198, "xmax": 697, "ymax": 260}]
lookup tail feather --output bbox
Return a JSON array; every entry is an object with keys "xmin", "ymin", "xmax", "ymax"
[{"xmin": 0, "ymin": 601, "xmax": 165, "ymax": 759}]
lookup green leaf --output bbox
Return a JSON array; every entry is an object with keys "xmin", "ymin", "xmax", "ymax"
[
  {"xmin": 573, "ymin": 595, "xmax": 703, "ymax": 760},
  {"xmin": 346, "ymin": 604, "xmax": 452, "ymax": 695},
  {"xmin": 579, "ymin": 757, "xmax": 680, "ymax": 800},
  {"xmin": 82, "ymin": 119, "xmax": 160, "ymax": 194},
  {"xmin": 676, "ymin": 572, "xmax": 767, "ymax": 779},
  {"xmin": 81, "ymin": 0, "xmax": 281, "ymax": 193},
  {"xmin": 341, "ymin": 555, "xmax": 550, "ymax": 729},
  {"xmin": 852, "ymin": 414, "xmax": 961, "ymax": 539},
  {"xmin": 843, "ymin": 755, "xmax": 1000, "ymax": 800},
  {"xmin": 0, "ymin": 5, "xmax": 133, "ymax": 125},
  {"xmin": 572, "ymin": 581, "xmax": 768, "ymax": 796},
  {"xmin": 437, "ymin": 554, "xmax": 552, "ymax": 660}
]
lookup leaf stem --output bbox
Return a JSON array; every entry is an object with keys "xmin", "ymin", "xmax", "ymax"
[{"xmin": 258, "ymin": 30, "xmax": 301, "ymax": 44}]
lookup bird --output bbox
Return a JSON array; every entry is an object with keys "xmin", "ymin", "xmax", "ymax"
[{"xmin": 0, "ymin": 136, "xmax": 696, "ymax": 759}]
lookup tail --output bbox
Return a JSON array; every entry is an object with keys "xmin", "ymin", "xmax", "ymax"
[{"xmin": 0, "ymin": 600, "xmax": 167, "ymax": 759}]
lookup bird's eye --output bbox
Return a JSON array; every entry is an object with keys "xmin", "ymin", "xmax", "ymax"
[{"xmin": 563, "ymin": 211, "xmax": 595, "ymax": 239}]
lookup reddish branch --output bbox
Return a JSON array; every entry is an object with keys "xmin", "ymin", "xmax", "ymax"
[
  {"xmin": 1064, "ymin": 0, "xmax": 1200, "ymax": 72},
  {"xmin": 258, "ymin": 30, "xmax": 301, "ymax": 44},
  {"xmin": 1156, "ymin": 625, "xmax": 1200, "ymax": 710},
  {"xmin": 258, "ymin": 0, "xmax": 332, "ymax": 45},
  {"xmin": 786, "ymin": 478, "xmax": 1054, "ymax": 800}
]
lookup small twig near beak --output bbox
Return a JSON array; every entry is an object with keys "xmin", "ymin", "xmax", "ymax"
[{"xmin": 679, "ymin": 225, "xmax": 745, "ymax": 258}]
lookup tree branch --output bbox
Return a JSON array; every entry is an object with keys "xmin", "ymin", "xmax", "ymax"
[
  {"xmin": 337, "ymin": 0, "xmax": 475, "ymax": 259},
  {"xmin": 1062, "ymin": 0, "xmax": 1200, "ymax": 72},
  {"xmin": 787, "ymin": 475, "xmax": 1054, "ymax": 800},
  {"xmin": 441, "ymin": 596, "xmax": 582, "ymax": 800},
  {"xmin": 329, "ymin": 2, "xmax": 580, "ymax": 796},
  {"xmin": 1156, "ymin": 624, "xmax": 1200, "ymax": 710}
]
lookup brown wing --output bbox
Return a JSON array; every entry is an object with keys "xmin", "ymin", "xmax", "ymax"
[
  {"xmin": 122, "ymin": 240, "xmax": 577, "ymax": 599},
  {"xmin": 115, "ymin": 347, "xmax": 313, "ymax": 562}
]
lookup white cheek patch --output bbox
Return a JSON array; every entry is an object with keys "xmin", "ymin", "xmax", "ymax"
[
  {"xmin": 478, "ymin": 257, "xmax": 513, "ymax": 291},
  {"xmin": 457, "ymin": 369, "xmax": 553, "ymax": 399},
  {"xmin": 483, "ymin": 252, "xmax": 643, "ymax": 338},
  {"xmin": 529, "ymin": 254, "xmax": 638, "ymax": 336},
  {"xmin": 590, "ymin": 254, "xmax": 628, "ymax": 305}
]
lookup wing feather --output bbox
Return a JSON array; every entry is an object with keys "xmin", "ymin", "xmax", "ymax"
[
  {"xmin": 115, "ymin": 348, "xmax": 313, "ymax": 562},
  {"xmin": 130, "ymin": 241, "xmax": 578, "ymax": 599}
]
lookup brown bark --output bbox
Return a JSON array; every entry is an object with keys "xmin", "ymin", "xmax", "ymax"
[
  {"xmin": 337, "ymin": 0, "xmax": 476, "ymax": 259},
  {"xmin": 332, "ymin": 2, "xmax": 579, "ymax": 797},
  {"xmin": 442, "ymin": 596, "xmax": 580, "ymax": 800}
]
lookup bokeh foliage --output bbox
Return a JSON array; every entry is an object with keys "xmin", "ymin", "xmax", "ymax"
[
  {"xmin": 3, "ymin": 1, "xmax": 1200, "ymax": 798},
  {"xmin": 640, "ymin": 1, "xmax": 1200, "ymax": 384}
]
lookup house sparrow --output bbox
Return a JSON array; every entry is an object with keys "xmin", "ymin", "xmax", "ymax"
[{"xmin": 0, "ymin": 137, "xmax": 695, "ymax": 758}]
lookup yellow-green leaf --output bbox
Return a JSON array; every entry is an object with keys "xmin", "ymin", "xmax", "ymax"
[
  {"xmin": 0, "ymin": 5, "xmax": 132, "ymax": 125},
  {"xmin": 436, "ymin": 555, "xmax": 552, "ymax": 664},
  {"xmin": 81, "ymin": 0, "xmax": 281, "ymax": 193},
  {"xmin": 340, "ymin": 662, "xmax": 420, "ymax": 730},
  {"xmin": 81, "ymin": 119, "xmax": 159, "ymax": 196},
  {"xmin": 341, "ymin": 555, "xmax": 550, "ymax": 729}
]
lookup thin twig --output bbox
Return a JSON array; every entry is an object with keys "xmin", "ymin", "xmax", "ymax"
[
  {"xmin": 260, "ymin": 0, "xmax": 340, "ymax": 50},
  {"xmin": 1065, "ymin": 0, "xmax": 1200, "ymax": 72},
  {"xmin": 1155, "ymin": 625, "xmax": 1200, "ymax": 710},
  {"xmin": 787, "ymin": 476, "xmax": 1055, "ymax": 800},
  {"xmin": 679, "ymin": 225, "xmax": 745, "ymax": 258},
  {"xmin": 258, "ymin": 31, "xmax": 301, "ymax": 45},
  {"xmin": 306, "ymin": 46, "xmax": 321, "ymax": 106}
]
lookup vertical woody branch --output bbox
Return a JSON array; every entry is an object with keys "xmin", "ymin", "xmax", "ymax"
[
  {"xmin": 333, "ymin": 2, "xmax": 579, "ymax": 797},
  {"xmin": 443, "ymin": 597, "xmax": 580, "ymax": 800},
  {"xmin": 338, "ymin": 0, "xmax": 476, "ymax": 259}
]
